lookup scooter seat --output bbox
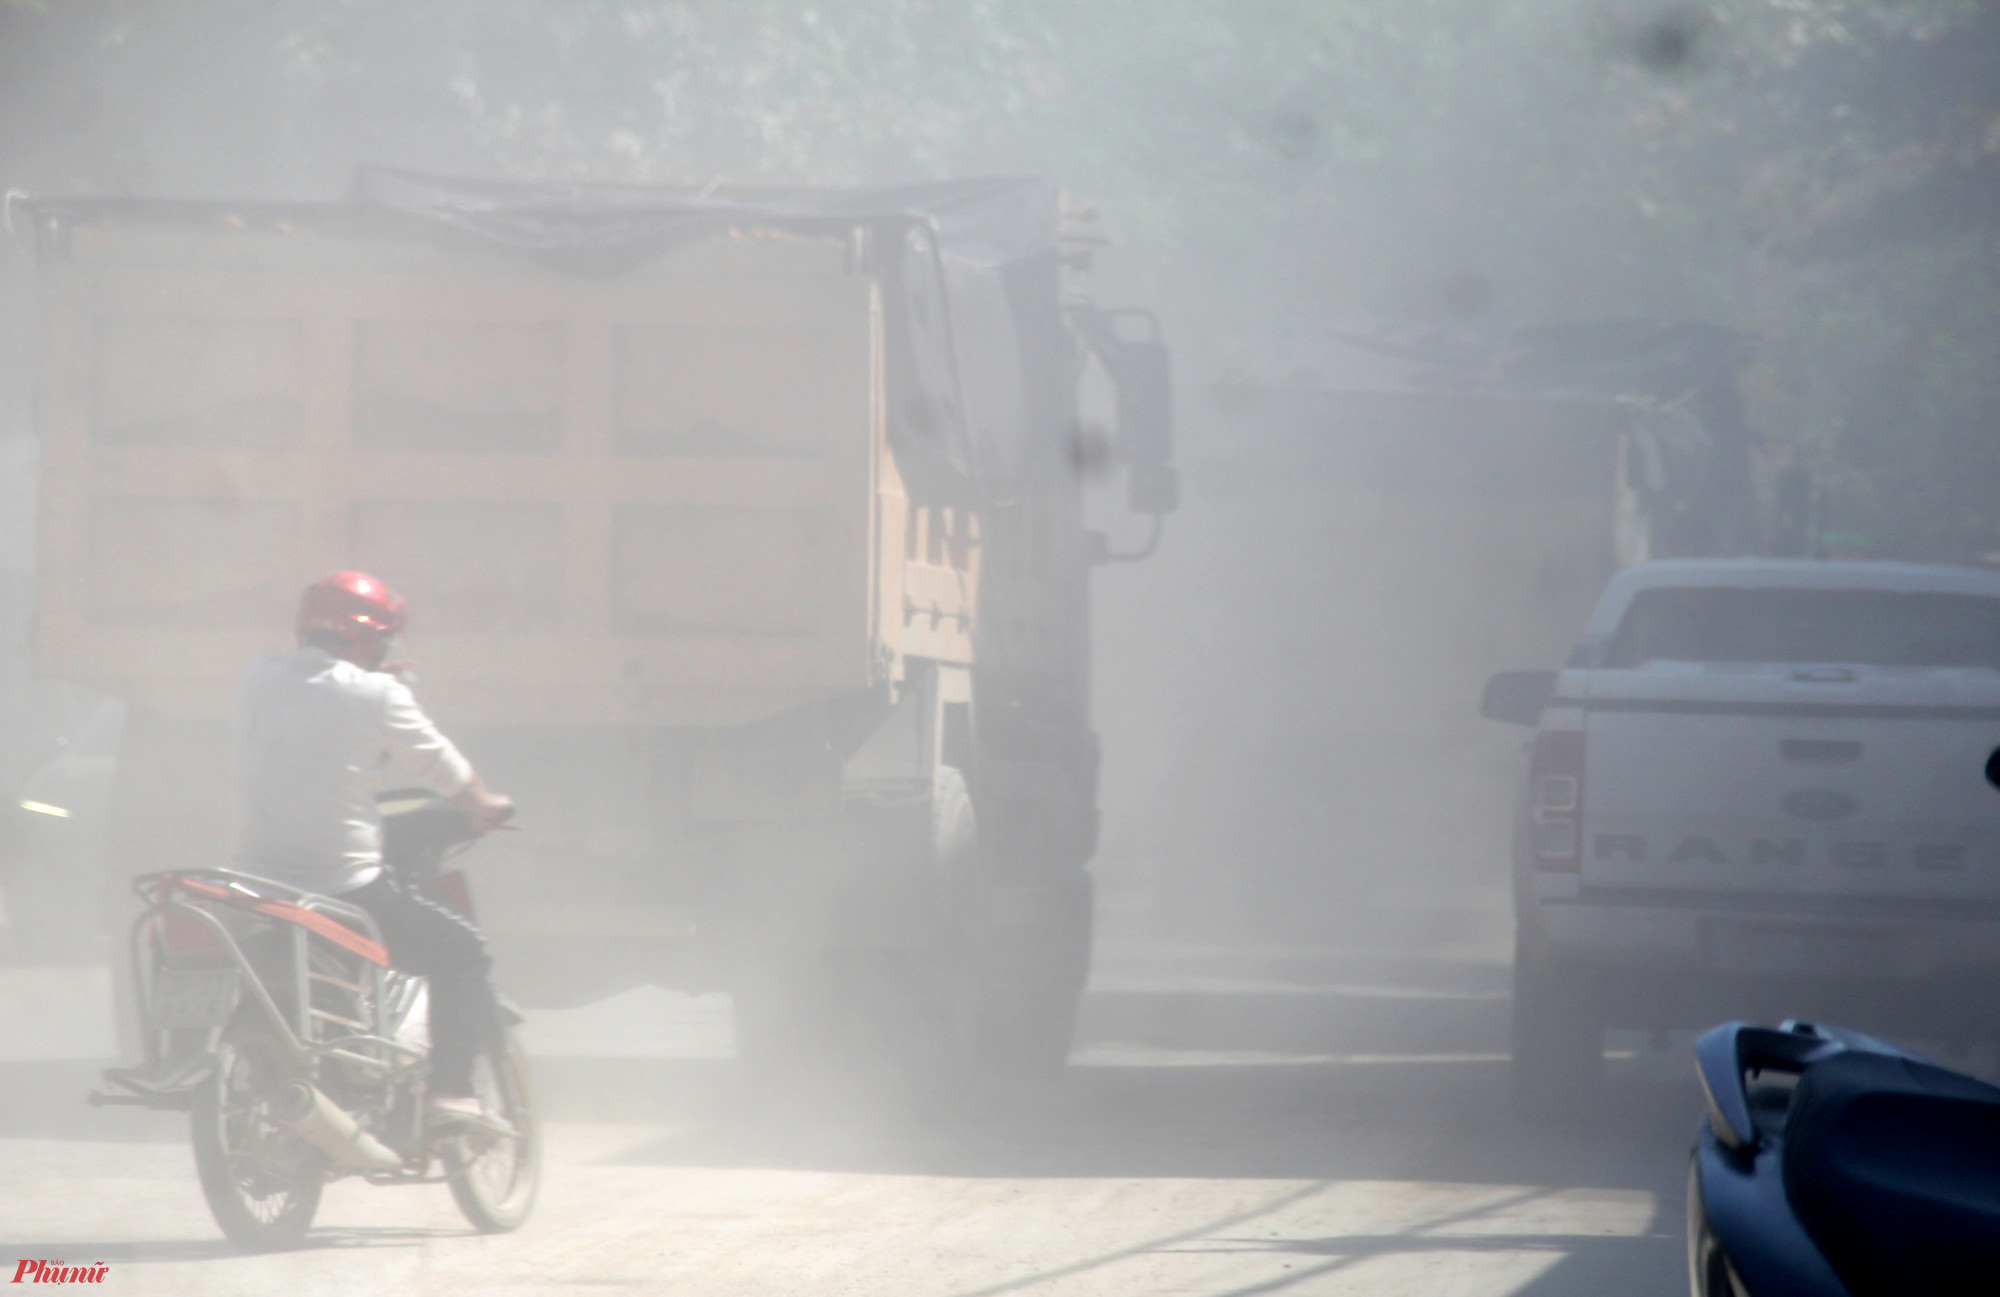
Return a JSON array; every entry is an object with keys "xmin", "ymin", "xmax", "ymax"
[{"xmin": 1783, "ymin": 1049, "xmax": 2000, "ymax": 1296}]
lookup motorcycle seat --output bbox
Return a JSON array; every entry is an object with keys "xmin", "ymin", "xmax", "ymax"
[{"xmin": 1783, "ymin": 1049, "xmax": 2000, "ymax": 1296}]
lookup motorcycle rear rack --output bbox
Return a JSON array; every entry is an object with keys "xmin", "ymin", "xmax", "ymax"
[{"xmin": 123, "ymin": 869, "xmax": 426, "ymax": 1082}]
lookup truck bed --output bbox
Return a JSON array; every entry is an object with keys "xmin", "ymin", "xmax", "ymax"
[{"xmin": 30, "ymin": 202, "xmax": 976, "ymax": 726}]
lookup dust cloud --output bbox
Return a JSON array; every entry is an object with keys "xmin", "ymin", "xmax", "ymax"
[{"xmin": 0, "ymin": 10, "xmax": 1991, "ymax": 1282}]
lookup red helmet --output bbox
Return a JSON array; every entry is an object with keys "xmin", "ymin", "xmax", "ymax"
[{"xmin": 297, "ymin": 571, "xmax": 405, "ymax": 666}]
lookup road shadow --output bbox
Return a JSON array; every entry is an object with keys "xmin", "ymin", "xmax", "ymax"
[
  {"xmin": 1134, "ymin": 1230, "xmax": 1681, "ymax": 1297},
  {"xmin": 557, "ymin": 952, "xmax": 1700, "ymax": 1221},
  {"xmin": 8, "ymin": 951, "xmax": 1699, "ymax": 1295},
  {"xmin": 0, "ymin": 1060, "xmax": 184, "ymax": 1142},
  {"xmin": 543, "ymin": 950, "xmax": 1698, "ymax": 1297},
  {"xmin": 581, "ymin": 1054, "xmax": 1698, "ymax": 1185},
  {"xmin": 0, "ymin": 1226, "xmax": 458, "ymax": 1264}
]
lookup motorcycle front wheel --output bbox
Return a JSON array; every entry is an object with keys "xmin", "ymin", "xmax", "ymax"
[
  {"xmin": 443, "ymin": 1033, "xmax": 540, "ymax": 1232},
  {"xmin": 191, "ymin": 1019, "xmax": 325, "ymax": 1250}
]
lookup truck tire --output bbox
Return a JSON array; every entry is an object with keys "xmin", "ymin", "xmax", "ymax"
[
  {"xmin": 1510, "ymin": 929, "xmax": 1602, "ymax": 1120},
  {"xmin": 729, "ymin": 768, "xmax": 1091, "ymax": 1097},
  {"xmin": 729, "ymin": 768, "xmax": 979, "ymax": 1090},
  {"xmin": 962, "ymin": 870, "xmax": 1091, "ymax": 1083},
  {"xmin": 932, "ymin": 763, "xmax": 1092, "ymax": 1086},
  {"xmin": 733, "ymin": 951, "xmax": 963, "ymax": 1106},
  {"xmin": 731, "ymin": 961, "xmax": 842, "ymax": 1081}
]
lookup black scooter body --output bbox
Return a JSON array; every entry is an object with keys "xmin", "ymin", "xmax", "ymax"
[{"xmin": 1690, "ymin": 1021, "xmax": 2000, "ymax": 1296}]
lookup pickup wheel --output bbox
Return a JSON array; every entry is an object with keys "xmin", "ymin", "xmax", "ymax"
[{"xmin": 1510, "ymin": 930, "xmax": 1602, "ymax": 1120}]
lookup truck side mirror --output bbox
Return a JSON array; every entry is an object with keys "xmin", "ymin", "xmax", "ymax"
[
  {"xmin": 1986, "ymin": 746, "xmax": 2000, "ymax": 791},
  {"xmin": 1481, "ymin": 670, "xmax": 1556, "ymax": 725},
  {"xmin": 1069, "ymin": 304, "xmax": 1179, "ymax": 518},
  {"xmin": 1116, "ymin": 338, "xmax": 1177, "ymax": 513}
]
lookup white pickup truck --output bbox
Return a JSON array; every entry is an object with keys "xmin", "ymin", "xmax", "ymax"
[{"xmin": 1483, "ymin": 559, "xmax": 2000, "ymax": 1109}]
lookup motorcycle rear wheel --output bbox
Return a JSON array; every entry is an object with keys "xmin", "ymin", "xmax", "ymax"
[
  {"xmin": 443, "ymin": 1033, "xmax": 540, "ymax": 1232},
  {"xmin": 191, "ymin": 1019, "xmax": 325, "ymax": 1251}
]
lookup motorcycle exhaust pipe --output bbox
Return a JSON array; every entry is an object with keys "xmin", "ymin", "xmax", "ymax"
[{"xmin": 273, "ymin": 1082, "xmax": 404, "ymax": 1172}]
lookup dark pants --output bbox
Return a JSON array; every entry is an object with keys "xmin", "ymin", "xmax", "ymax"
[{"xmin": 343, "ymin": 871, "xmax": 501, "ymax": 1095}]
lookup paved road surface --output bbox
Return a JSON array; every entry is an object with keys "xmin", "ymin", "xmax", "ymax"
[{"xmin": 0, "ymin": 947, "xmax": 1696, "ymax": 1296}]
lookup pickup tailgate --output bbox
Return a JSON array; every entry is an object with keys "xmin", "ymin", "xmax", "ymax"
[{"xmin": 1580, "ymin": 666, "xmax": 2000, "ymax": 907}]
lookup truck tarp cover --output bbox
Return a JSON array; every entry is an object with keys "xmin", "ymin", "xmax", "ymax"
[
  {"xmin": 352, "ymin": 167, "xmax": 1066, "ymax": 483},
  {"xmin": 34, "ymin": 166, "xmax": 1068, "ymax": 483},
  {"xmin": 350, "ymin": 166, "xmax": 1058, "ymax": 275}
]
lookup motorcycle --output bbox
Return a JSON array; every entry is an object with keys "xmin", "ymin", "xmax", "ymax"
[
  {"xmin": 90, "ymin": 791, "xmax": 539, "ymax": 1250},
  {"xmin": 1687, "ymin": 1019, "xmax": 2000, "ymax": 1296}
]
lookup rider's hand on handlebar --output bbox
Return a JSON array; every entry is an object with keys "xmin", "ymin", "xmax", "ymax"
[{"xmin": 448, "ymin": 775, "xmax": 515, "ymax": 835}]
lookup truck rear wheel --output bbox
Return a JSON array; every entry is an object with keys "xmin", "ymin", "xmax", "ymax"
[
  {"xmin": 960, "ymin": 871, "xmax": 1091, "ymax": 1082},
  {"xmin": 730, "ymin": 769, "xmax": 1091, "ymax": 1096},
  {"xmin": 732, "ymin": 955, "xmax": 930, "ymax": 1083},
  {"xmin": 1510, "ymin": 930, "xmax": 1602, "ymax": 1120}
]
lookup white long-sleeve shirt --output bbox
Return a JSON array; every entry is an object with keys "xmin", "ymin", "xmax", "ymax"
[{"xmin": 233, "ymin": 646, "xmax": 474, "ymax": 894}]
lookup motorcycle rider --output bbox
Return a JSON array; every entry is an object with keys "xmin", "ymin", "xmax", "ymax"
[{"xmin": 233, "ymin": 571, "xmax": 513, "ymax": 1123}]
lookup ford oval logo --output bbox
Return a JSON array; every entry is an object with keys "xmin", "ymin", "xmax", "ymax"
[{"xmin": 1783, "ymin": 789, "xmax": 1858, "ymax": 822}]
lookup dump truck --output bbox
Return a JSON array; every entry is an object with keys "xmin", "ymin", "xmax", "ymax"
[
  {"xmin": 19, "ymin": 170, "xmax": 1176, "ymax": 1077},
  {"xmin": 1152, "ymin": 322, "xmax": 1752, "ymax": 943}
]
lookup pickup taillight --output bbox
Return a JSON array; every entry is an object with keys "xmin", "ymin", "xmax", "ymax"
[{"xmin": 1530, "ymin": 730, "xmax": 1585, "ymax": 872}]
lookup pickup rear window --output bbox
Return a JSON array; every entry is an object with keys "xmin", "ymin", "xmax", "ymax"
[{"xmin": 1605, "ymin": 587, "xmax": 2000, "ymax": 669}]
